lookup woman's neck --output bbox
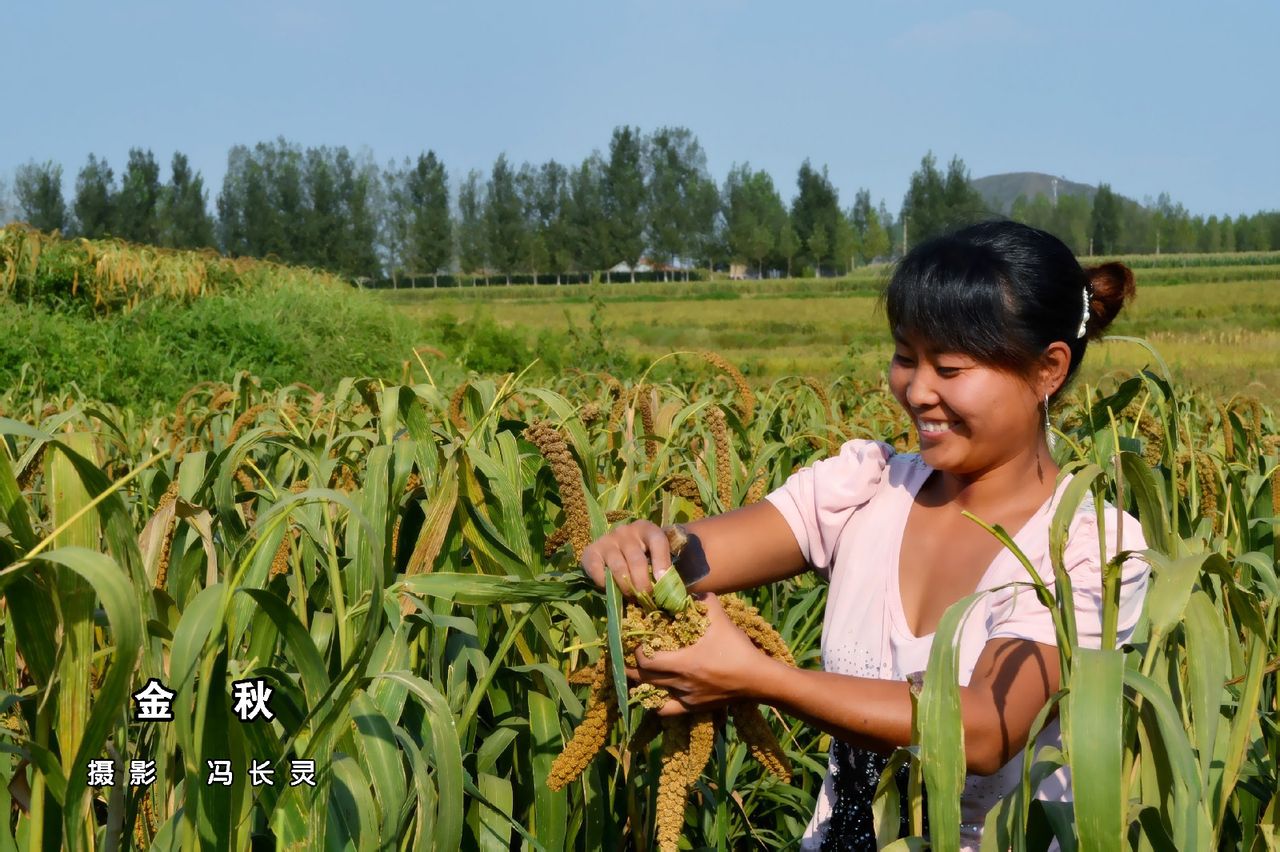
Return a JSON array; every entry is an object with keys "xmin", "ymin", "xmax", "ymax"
[{"xmin": 926, "ymin": 442, "xmax": 1059, "ymax": 513}]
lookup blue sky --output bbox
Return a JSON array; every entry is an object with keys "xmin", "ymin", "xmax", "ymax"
[{"xmin": 6, "ymin": 0, "xmax": 1276, "ymax": 216}]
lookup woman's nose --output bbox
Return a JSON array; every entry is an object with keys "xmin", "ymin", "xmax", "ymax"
[{"xmin": 904, "ymin": 372, "xmax": 938, "ymax": 408}]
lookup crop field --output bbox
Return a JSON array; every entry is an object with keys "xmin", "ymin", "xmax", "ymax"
[
  {"xmin": 379, "ymin": 253, "xmax": 1280, "ymax": 405},
  {"xmin": 1, "ymin": 354, "xmax": 1277, "ymax": 849},
  {"xmin": 1, "ymin": 233, "xmax": 1278, "ymax": 849}
]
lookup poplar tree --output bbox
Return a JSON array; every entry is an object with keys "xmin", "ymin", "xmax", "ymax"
[
  {"xmin": 456, "ymin": 170, "xmax": 487, "ymax": 278},
  {"xmin": 406, "ymin": 151, "xmax": 452, "ymax": 284},
  {"xmin": 74, "ymin": 154, "xmax": 116, "ymax": 239},
  {"xmin": 162, "ymin": 152, "xmax": 214, "ymax": 248},
  {"xmin": 15, "ymin": 160, "xmax": 67, "ymax": 232},
  {"xmin": 1090, "ymin": 183, "xmax": 1121, "ymax": 255},
  {"xmin": 603, "ymin": 126, "xmax": 647, "ymax": 281},
  {"xmin": 484, "ymin": 154, "xmax": 526, "ymax": 284},
  {"xmin": 567, "ymin": 155, "xmax": 610, "ymax": 278},
  {"xmin": 115, "ymin": 148, "xmax": 162, "ymax": 244},
  {"xmin": 790, "ymin": 160, "xmax": 841, "ymax": 270}
]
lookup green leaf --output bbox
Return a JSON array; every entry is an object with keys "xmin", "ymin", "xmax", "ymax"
[
  {"xmin": 918, "ymin": 591, "xmax": 985, "ymax": 852},
  {"xmin": 1065, "ymin": 648, "xmax": 1125, "ymax": 849}
]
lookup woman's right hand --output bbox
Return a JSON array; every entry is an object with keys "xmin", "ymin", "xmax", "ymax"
[{"xmin": 580, "ymin": 520, "xmax": 674, "ymax": 599}]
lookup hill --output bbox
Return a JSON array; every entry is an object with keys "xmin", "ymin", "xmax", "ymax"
[{"xmin": 973, "ymin": 172, "xmax": 1102, "ymax": 214}]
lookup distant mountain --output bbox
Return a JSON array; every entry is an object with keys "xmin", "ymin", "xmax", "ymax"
[{"xmin": 972, "ymin": 172, "xmax": 1102, "ymax": 214}]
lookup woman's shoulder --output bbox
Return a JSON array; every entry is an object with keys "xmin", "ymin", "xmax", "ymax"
[
  {"xmin": 810, "ymin": 438, "xmax": 927, "ymax": 495},
  {"xmin": 765, "ymin": 438, "xmax": 914, "ymax": 515},
  {"xmin": 1062, "ymin": 491, "xmax": 1149, "ymax": 562},
  {"xmin": 822, "ymin": 438, "xmax": 926, "ymax": 478}
]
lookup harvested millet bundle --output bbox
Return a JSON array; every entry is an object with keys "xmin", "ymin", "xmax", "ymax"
[{"xmin": 547, "ymin": 525, "xmax": 795, "ymax": 852}]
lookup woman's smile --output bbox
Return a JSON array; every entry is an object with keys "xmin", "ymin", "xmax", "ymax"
[{"xmin": 917, "ymin": 419, "xmax": 960, "ymax": 439}]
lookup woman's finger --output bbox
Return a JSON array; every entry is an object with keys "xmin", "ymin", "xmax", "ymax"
[
  {"xmin": 641, "ymin": 524, "xmax": 672, "ymax": 579},
  {"xmin": 601, "ymin": 545, "xmax": 638, "ymax": 598},
  {"xmin": 620, "ymin": 541, "xmax": 653, "ymax": 596},
  {"xmin": 581, "ymin": 547, "xmax": 606, "ymax": 588}
]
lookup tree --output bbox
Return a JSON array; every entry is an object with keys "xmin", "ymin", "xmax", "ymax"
[
  {"xmin": 1199, "ymin": 214, "xmax": 1222, "ymax": 253},
  {"xmin": 603, "ymin": 126, "xmax": 647, "ymax": 281},
  {"xmin": 115, "ymin": 148, "xmax": 162, "ymax": 244},
  {"xmin": 216, "ymin": 141, "xmax": 302, "ymax": 260},
  {"xmin": 380, "ymin": 159, "xmax": 412, "ymax": 284},
  {"xmin": 0, "ymin": 175, "xmax": 12, "ymax": 224},
  {"xmin": 877, "ymin": 201, "xmax": 898, "ymax": 256},
  {"xmin": 1220, "ymin": 215, "xmax": 1236, "ymax": 252},
  {"xmin": 790, "ymin": 160, "xmax": 841, "ymax": 271},
  {"xmin": 524, "ymin": 160, "xmax": 572, "ymax": 283},
  {"xmin": 405, "ymin": 151, "xmax": 452, "ymax": 284},
  {"xmin": 851, "ymin": 189, "xmax": 891, "ymax": 263},
  {"xmin": 334, "ymin": 147, "xmax": 381, "ymax": 278},
  {"xmin": 645, "ymin": 127, "xmax": 717, "ymax": 280},
  {"xmin": 901, "ymin": 152, "xmax": 987, "ymax": 245},
  {"xmin": 723, "ymin": 163, "xmax": 787, "ymax": 275},
  {"xmin": 1090, "ymin": 183, "xmax": 1121, "ymax": 255},
  {"xmin": 807, "ymin": 225, "xmax": 830, "ymax": 277},
  {"xmin": 484, "ymin": 154, "xmax": 526, "ymax": 284},
  {"xmin": 73, "ymin": 154, "xmax": 116, "ymax": 239},
  {"xmin": 942, "ymin": 156, "xmax": 988, "ymax": 229},
  {"xmin": 777, "ymin": 221, "xmax": 798, "ymax": 277},
  {"xmin": 567, "ymin": 155, "xmax": 610, "ymax": 278},
  {"xmin": 14, "ymin": 160, "xmax": 67, "ymax": 232},
  {"xmin": 833, "ymin": 212, "xmax": 858, "ymax": 274},
  {"xmin": 1049, "ymin": 193, "xmax": 1090, "ymax": 255},
  {"xmin": 161, "ymin": 152, "xmax": 214, "ymax": 248},
  {"xmin": 303, "ymin": 147, "xmax": 342, "ymax": 268},
  {"xmin": 456, "ymin": 170, "xmax": 487, "ymax": 278}
]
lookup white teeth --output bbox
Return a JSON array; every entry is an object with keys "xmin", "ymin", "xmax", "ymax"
[{"xmin": 919, "ymin": 421, "xmax": 956, "ymax": 433}]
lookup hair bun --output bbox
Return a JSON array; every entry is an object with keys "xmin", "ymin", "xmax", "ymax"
[{"xmin": 1082, "ymin": 261, "xmax": 1136, "ymax": 339}]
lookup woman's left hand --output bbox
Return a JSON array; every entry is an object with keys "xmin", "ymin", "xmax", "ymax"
[{"xmin": 628, "ymin": 593, "xmax": 776, "ymax": 716}]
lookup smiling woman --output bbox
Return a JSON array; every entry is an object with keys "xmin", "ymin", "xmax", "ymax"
[{"xmin": 581, "ymin": 220, "xmax": 1149, "ymax": 850}]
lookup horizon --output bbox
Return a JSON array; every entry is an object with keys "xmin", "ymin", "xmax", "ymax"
[{"xmin": 4, "ymin": 1, "xmax": 1276, "ymax": 220}]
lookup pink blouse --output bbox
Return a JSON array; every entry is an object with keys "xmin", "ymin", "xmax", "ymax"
[{"xmin": 763, "ymin": 438, "xmax": 1150, "ymax": 850}]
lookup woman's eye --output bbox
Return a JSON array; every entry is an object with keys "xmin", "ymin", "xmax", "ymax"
[
  {"xmin": 892, "ymin": 354, "xmax": 912, "ymax": 365},
  {"xmin": 936, "ymin": 367, "xmax": 961, "ymax": 377}
]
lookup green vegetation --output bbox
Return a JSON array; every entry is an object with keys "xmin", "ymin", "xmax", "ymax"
[
  {"xmin": 0, "ymin": 226, "xmax": 600, "ymax": 407},
  {"xmin": 6, "ymin": 227, "xmax": 1280, "ymax": 411},
  {"xmin": 382, "ymin": 252, "xmax": 1280, "ymax": 405},
  {"xmin": 0, "ymin": 352, "xmax": 1275, "ymax": 848},
  {"xmin": 8, "ymin": 131, "xmax": 1279, "ymax": 287}
]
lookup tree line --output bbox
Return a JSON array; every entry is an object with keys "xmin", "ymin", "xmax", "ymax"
[{"xmin": 3, "ymin": 129, "xmax": 1278, "ymax": 285}]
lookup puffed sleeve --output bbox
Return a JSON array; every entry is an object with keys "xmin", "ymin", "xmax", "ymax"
[
  {"xmin": 762, "ymin": 438, "xmax": 894, "ymax": 579},
  {"xmin": 987, "ymin": 501, "xmax": 1151, "ymax": 650}
]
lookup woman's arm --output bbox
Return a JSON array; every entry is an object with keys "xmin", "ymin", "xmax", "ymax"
[
  {"xmin": 581, "ymin": 501, "xmax": 807, "ymax": 597},
  {"xmin": 632, "ymin": 596, "xmax": 1062, "ymax": 776}
]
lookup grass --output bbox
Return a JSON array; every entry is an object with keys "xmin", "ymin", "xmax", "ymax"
[
  {"xmin": 0, "ymin": 284, "xmax": 424, "ymax": 408},
  {"xmin": 384, "ymin": 274, "xmax": 1280, "ymax": 405}
]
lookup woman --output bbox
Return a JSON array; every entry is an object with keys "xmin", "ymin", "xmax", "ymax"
[{"xmin": 580, "ymin": 220, "xmax": 1150, "ymax": 849}]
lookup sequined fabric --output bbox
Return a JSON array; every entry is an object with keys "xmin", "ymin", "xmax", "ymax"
[{"xmin": 818, "ymin": 741, "xmax": 928, "ymax": 851}]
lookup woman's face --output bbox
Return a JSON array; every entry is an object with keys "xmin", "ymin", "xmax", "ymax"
[{"xmin": 888, "ymin": 328, "xmax": 1042, "ymax": 473}]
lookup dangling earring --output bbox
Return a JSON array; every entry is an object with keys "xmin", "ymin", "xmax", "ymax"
[{"xmin": 1044, "ymin": 394, "xmax": 1057, "ymax": 453}]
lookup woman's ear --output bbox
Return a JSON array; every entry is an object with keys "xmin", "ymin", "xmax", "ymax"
[{"xmin": 1038, "ymin": 342, "xmax": 1072, "ymax": 398}]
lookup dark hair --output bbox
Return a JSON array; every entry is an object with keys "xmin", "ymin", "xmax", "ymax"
[{"xmin": 879, "ymin": 220, "xmax": 1136, "ymax": 404}]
